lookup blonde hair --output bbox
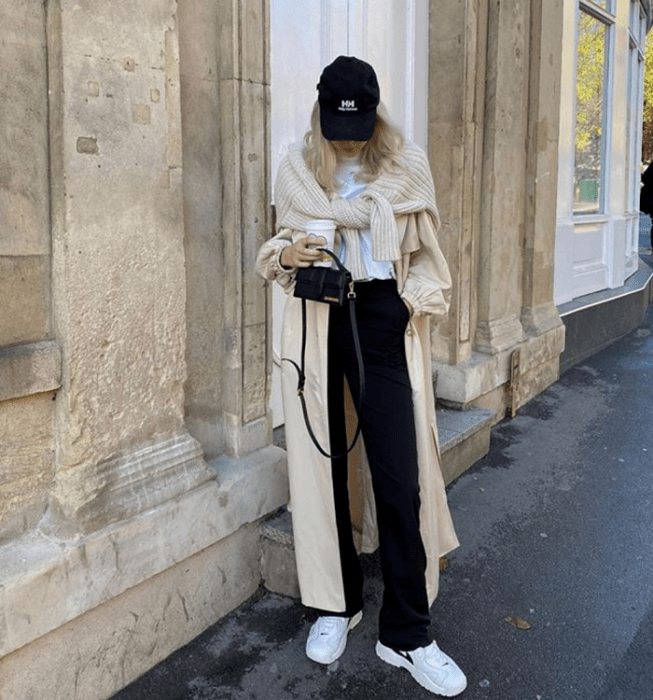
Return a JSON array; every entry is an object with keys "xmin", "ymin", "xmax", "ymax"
[{"xmin": 303, "ymin": 101, "xmax": 405, "ymax": 194}]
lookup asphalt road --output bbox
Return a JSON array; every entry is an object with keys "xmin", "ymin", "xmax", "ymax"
[{"xmin": 113, "ymin": 279, "xmax": 653, "ymax": 700}]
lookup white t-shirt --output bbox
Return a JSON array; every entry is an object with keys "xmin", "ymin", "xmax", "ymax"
[{"xmin": 335, "ymin": 157, "xmax": 395, "ymax": 281}]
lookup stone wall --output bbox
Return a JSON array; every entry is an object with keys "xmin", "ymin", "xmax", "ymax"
[
  {"xmin": 0, "ymin": 0, "xmax": 58, "ymax": 544},
  {"xmin": 0, "ymin": 2, "xmax": 286, "ymax": 698},
  {"xmin": 44, "ymin": 0, "xmax": 213, "ymax": 537},
  {"xmin": 429, "ymin": 0, "xmax": 565, "ymax": 416},
  {"xmin": 180, "ymin": 0, "xmax": 272, "ymax": 461}
]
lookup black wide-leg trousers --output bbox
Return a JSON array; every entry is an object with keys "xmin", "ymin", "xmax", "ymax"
[{"xmin": 325, "ymin": 279, "xmax": 431, "ymax": 651}]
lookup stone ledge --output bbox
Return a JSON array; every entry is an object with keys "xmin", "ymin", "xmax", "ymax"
[
  {"xmin": 438, "ymin": 406, "xmax": 495, "ymax": 484},
  {"xmin": 437, "ymin": 405, "xmax": 494, "ymax": 454},
  {"xmin": 0, "ymin": 525, "xmax": 262, "ymax": 700},
  {"xmin": 0, "ymin": 340, "xmax": 61, "ymax": 401},
  {"xmin": 0, "ymin": 444, "xmax": 287, "ymax": 658},
  {"xmin": 434, "ymin": 323, "xmax": 565, "ymax": 409}
]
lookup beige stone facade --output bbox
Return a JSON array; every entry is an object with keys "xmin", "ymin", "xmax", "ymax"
[
  {"xmin": 0, "ymin": 1, "xmax": 648, "ymax": 698},
  {"xmin": 429, "ymin": 0, "xmax": 566, "ymax": 416},
  {"xmin": 1, "ymin": 2, "xmax": 285, "ymax": 698}
]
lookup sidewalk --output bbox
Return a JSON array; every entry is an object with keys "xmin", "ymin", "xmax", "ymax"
[{"xmin": 112, "ymin": 298, "xmax": 653, "ymax": 700}]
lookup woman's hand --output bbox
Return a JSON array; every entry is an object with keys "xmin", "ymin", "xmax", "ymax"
[{"xmin": 280, "ymin": 236, "xmax": 327, "ymax": 268}]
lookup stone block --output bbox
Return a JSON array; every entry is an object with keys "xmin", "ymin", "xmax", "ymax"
[
  {"xmin": 216, "ymin": 0, "xmax": 268, "ymax": 84},
  {"xmin": 178, "ymin": 0, "xmax": 219, "ymax": 82},
  {"xmin": 0, "ymin": 523, "xmax": 262, "ymax": 700},
  {"xmin": 0, "ymin": 341, "xmax": 61, "ymax": 402},
  {"xmin": 243, "ymin": 322, "xmax": 267, "ymax": 424},
  {"xmin": 240, "ymin": 0, "xmax": 269, "ymax": 85},
  {"xmin": 0, "ymin": 445, "xmax": 287, "ymax": 658},
  {"xmin": 224, "ymin": 414, "xmax": 272, "ymax": 458},
  {"xmin": 518, "ymin": 356, "xmax": 561, "ymax": 411},
  {"xmin": 241, "ymin": 79, "xmax": 271, "ymax": 328},
  {"xmin": 434, "ymin": 350, "xmax": 510, "ymax": 408},
  {"xmin": 49, "ymin": 433, "xmax": 213, "ymax": 535},
  {"xmin": 0, "ymin": 394, "xmax": 54, "ymax": 543},
  {"xmin": 178, "ymin": 67, "xmax": 225, "ymax": 459},
  {"xmin": 441, "ymin": 420, "xmax": 492, "ymax": 485},
  {"xmin": 260, "ymin": 511, "xmax": 300, "ymax": 599},
  {"xmin": 59, "ymin": 0, "xmax": 176, "ymax": 69},
  {"xmin": 49, "ymin": 16, "xmax": 188, "ymax": 470},
  {"xmin": 0, "ymin": 256, "xmax": 50, "ymax": 347},
  {"xmin": 0, "ymin": 1, "xmax": 50, "ymax": 257}
]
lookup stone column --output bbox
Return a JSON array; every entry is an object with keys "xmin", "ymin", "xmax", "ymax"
[
  {"xmin": 429, "ymin": 0, "xmax": 488, "ymax": 367},
  {"xmin": 178, "ymin": 0, "xmax": 226, "ymax": 460},
  {"xmin": 521, "ymin": 0, "xmax": 566, "ymax": 332},
  {"xmin": 474, "ymin": 0, "xmax": 529, "ymax": 355},
  {"xmin": 0, "ymin": 0, "xmax": 60, "ymax": 541},
  {"xmin": 430, "ymin": 0, "xmax": 564, "ymax": 413},
  {"xmin": 45, "ymin": 0, "xmax": 212, "ymax": 536},
  {"xmin": 522, "ymin": 0, "xmax": 565, "ymax": 332},
  {"xmin": 518, "ymin": 0, "xmax": 566, "ymax": 401},
  {"xmin": 217, "ymin": 0, "xmax": 272, "ymax": 457}
]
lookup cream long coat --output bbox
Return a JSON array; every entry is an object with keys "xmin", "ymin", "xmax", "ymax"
[{"xmin": 256, "ymin": 177, "xmax": 459, "ymax": 614}]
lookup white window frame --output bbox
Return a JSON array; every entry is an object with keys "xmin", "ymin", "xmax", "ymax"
[
  {"xmin": 575, "ymin": 0, "xmax": 615, "ymax": 216},
  {"xmin": 555, "ymin": 0, "xmax": 647, "ymax": 305}
]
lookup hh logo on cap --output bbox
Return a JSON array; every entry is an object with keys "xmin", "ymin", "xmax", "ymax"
[{"xmin": 338, "ymin": 100, "xmax": 358, "ymax": 112}]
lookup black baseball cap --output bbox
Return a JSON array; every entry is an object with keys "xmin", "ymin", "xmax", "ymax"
[{"xmin": 317, "ymin": 56, "xmax": 380, "ymax": 141}]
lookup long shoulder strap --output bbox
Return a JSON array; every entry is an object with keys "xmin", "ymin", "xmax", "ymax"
[{"xmin": 284, "ymin": 292, "xmax": 365, "ymax": 460}]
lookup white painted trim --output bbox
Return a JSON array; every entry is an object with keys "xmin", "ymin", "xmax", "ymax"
[
  {"xmin": 404, "ymin": 0, "xmax": 417, "ymax": 142},
  {"xmin": 556, "ymin": 0, "xmax": 644, "ymax": 304},
  {"xmin": 580, "ymin": 0, "xmax": 617, "ymax": 23}
]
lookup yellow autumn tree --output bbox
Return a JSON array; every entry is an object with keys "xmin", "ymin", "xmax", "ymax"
[
  {"xmin": 642, "ymin": 31, "xmax": 653, "ymax": 164},
  {"xmin": 575, "ymin": 12, "xmax": 605, "ymax": 155},
  {"xmin": 575, "ymin": 11, "xmax": 605, "ymax": 207}
]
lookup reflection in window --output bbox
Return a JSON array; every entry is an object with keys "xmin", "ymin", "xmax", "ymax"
[
  {"xmin": 574, "ymin": 11, "xmax": 607, "ymax": 213},
  {"xmin": 585, "ymin": 0, "xmax": 610, "ymax": 11}
]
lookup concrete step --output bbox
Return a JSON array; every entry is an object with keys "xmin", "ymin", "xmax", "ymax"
[{"xmin": 261, "ymin": 406, "xmax": 494, "ymax": 598}]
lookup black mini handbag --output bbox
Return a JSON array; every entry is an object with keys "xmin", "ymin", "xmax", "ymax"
[
  {"xmin": 284, "ymin": 249, "xmax": 364, "ymax": 459},
  {"xmin": 293, "ymin": 249, "xmax": 352, "ymax": 305}
]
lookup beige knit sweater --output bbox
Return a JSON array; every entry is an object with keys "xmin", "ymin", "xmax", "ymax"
[{"xmin": 274, "ymin": 142, "xmax": 440, "ymax": 281}]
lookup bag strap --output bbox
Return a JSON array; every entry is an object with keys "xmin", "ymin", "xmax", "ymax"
[{"xmin": 284, "ymin": 250, "xmax": 365, "ymax": 459}]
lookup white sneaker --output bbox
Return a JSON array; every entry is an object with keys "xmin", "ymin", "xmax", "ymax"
[
  {"xmin": 376, "ymin": 640, "xmax": 467, "ymax": 697},
  {"xmin": 305, "ymin": 611, "xmax": 363, "ymax": 664}
]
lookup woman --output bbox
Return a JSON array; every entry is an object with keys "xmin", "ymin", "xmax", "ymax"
[{"xmin": 256, "ymin": 56, "xmax": 466, "ymax": 697}]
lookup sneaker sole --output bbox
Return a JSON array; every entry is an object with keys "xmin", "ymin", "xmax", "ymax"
[
  {"xmin": 375, "ymin": 641, "xmax": 467, "ymax": 697},
  {"xmin": 306, "ymin": 611, "xmax": 363, "ymax": 665}
]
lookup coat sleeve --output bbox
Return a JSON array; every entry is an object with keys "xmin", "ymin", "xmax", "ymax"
[
  {"xmin": 255, "ymin": 227, "xmax": 296, "ymax": 292},
  {"xmin": 398, "ymin": 211, "xmax": 452, "ymax": 320}
]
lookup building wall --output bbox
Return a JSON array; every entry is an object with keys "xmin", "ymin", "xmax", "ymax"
[
  {"xmin": 555, "ymin": 0, "xmax": 649, "ymax": 305},
  {"xmin": 555, "ymin": 0, "xmax": 652, "ymax": 368},
  {"xmin": 429, "ymin": 0, "xmax": 565, "ymax": 416},
  {"xmin": 0, "ymin": 0, "xmax": 58, "ymax": 544},
  {"xmin": 0, "ymin": 2, "xmax": 286, "ymax": 699}
]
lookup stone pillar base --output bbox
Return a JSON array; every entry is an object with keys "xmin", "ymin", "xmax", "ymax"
[
  {"xmin": 0, "ymin": 445, "xmax": 288, "ymax": 700},
  {"xmin": 435, "ymin": 323, "xmax": 565, "ymax": 415},
  {"xmin": 45, "ymin": 433, "xmax": 214, "ymax": 537}
]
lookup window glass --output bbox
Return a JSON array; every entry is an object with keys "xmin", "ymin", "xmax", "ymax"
[{"xmin": 574, "ymin": 11, "xmax": 608, "ymax": 213}]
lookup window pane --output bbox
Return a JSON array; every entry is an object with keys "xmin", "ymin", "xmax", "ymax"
[
  {"xmin": 574, "ymin": 11, "xmax": 607, "ymax": 213},
  {"xmin": 583, "ymin": 0, "xmax": 610, "ymax": 10},
  {"xmin": 630, "ymin": 0, "xmax": 645, "ymax": 47}
]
